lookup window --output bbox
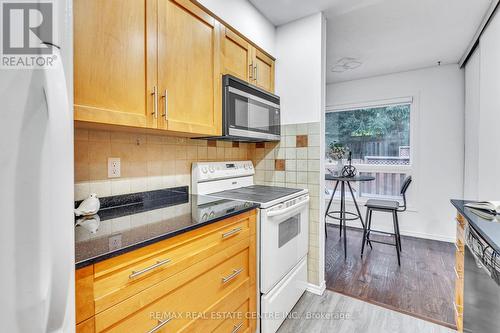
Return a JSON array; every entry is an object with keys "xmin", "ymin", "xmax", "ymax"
[{"xmin": 325, "ymin": 100, "xmax": 413, "ymax": 201}]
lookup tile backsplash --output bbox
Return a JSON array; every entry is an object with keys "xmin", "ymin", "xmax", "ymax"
[
  {"xmin": 74, "ymin": 128, "xmax": 253, "ymax": 201},
  {"xmin": 74, "ymin": 121, "xmax": 322, "ymax": 286}
]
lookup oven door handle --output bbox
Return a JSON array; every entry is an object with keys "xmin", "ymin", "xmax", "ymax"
[{"xmin": 266, "ymin": 198, "xmax": 309, "ymax": 217}]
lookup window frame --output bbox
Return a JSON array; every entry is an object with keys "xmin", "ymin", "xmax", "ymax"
[{"xmin": 325, "ymin": 96, "xmax": 418, "ymax": 206}]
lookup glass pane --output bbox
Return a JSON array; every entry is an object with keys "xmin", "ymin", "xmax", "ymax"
[
  {"xmin": 232, "ymin": 94, "xmax": 280, "ymax": 134},
  {"xmin": 359, "ymin": 172, "xmax": 407, "ymax": 199},
  {"xmin": 278, "ymin": 214, "xmax": 300, "ymax": 248},
  {"xmin": 325, "ymin": 104, "xmax": 411, "ymax": 165}
]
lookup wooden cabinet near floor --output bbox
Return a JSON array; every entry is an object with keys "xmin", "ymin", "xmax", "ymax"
[
  {"xmin": 221, "ymin": 26, "xmax": 275, "ymax": 93},
  {"xmin": 454, "ymin": 213, "xmax": 466, "ymax": 333},
  {"xmin": 75, "ymin": 210, "xmax": 257, "ymax": 333}
]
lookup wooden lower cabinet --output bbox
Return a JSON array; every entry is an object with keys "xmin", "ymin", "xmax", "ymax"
[
  {"xmin": 76, "ymin": 318, "xmax": 95, "ymax": 333},
  {"xmin": 75, "ymin": 210, "xmax": 257, "ymax": 333},
  {"xmin": 454, "ymin": 213, "xmax": 465, "ymax": 332}
]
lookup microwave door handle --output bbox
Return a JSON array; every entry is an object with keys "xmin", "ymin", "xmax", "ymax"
[{"xmin": 266, "ymin": 198, "xmax": 310, "ymax": 217}]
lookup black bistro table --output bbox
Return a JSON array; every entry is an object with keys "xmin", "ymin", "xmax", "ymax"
[{"xmin": 325, "ymin": 174, "xmax": 375, "ymax": 259}]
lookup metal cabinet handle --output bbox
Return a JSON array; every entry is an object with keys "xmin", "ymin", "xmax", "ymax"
[
  {"xmin": 249, "ymin": 63, "xmax": 253, "ymax": 79},
  {"xmin": 129, "ymin": 258, "xmax": 171, "ymax": 279},
  {"xmin": 146, "ymin": 318, "xmax": 172, "ymax": 333},
  {"xmin": 222, "ymin": 227, "xmax": 243, "ymax": 239},
  {"xmin": 222, "ymin": 268, "xmax": 243, "ymax": 284},
  {"xmin": 231, "ymin": 322, "xmax": 244, "ymax": 333},
  {"xmin": 161, "ymin": 89, "xmax": 168, "ymax": 119},
  {"xmin": 151, "ymin": 86, "xmax": 158, "ymax": 118},
  {"xmin": 254, "ymin": 64, "xmax": 258, "ymax": 82}
]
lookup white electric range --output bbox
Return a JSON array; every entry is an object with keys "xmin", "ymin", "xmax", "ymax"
[{"xmin": 192, "ymin": 161, "xmax": 309, "ymax": 333}]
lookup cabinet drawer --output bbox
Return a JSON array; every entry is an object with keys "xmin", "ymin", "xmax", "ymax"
[
  {"xmin": 93, "ymin": 211, "xmax": 256, "ymax": 313},
  {"xmin": 212, "ymin": 300, "xmax": 250, "ymax": 333},
  {"xmin": 76, "ymin": 317, "xmax": 95, "ymax": 333},
  {"xmin": 97, "ymin": 246, "xmax": 250, "ymax": 332}
]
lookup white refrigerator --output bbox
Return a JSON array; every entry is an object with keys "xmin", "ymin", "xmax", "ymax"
[{"xmin": 0, "ymin": 1, "xmax": 75, "ymax": 332}]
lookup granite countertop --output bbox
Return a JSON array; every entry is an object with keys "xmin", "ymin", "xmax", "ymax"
[
  {"xmin": 451, "ymin": 199, "xmax": 500, "ymax": 253},
  {"xmin": 75, "ymin": 187, "xmax": 258, "ymax": 268}
]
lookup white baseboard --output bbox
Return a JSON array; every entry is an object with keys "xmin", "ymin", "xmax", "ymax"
[
  {"xmin": 306, "ymin": 280, "xmax": 326, "ymax": 296},
  {"xmin": 325, "ymin": 221, "xmax": 455, "ymax": 243}
]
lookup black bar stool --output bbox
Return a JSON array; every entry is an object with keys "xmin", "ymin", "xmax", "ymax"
[
  {"xmin": 361, "ymin": 176, "xmax": 412, "ymax": 266},
  {"xmin": 325, "ymin": 174, "xmax": 375, "ymax": 259}
]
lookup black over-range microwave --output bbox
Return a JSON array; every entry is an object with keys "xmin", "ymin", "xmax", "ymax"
[{"xmin": 204, "ymin": 75, "xmax": 281, "ymax": 142}]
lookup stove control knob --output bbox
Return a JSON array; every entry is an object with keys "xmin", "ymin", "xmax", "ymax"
[
  {"xmin": 209, "ymin": 211, "xmax": 215, "ymax": 218},
  {"xmin": 243, "ymin": 164, "xmax": 248, "ymax": 170},
  {"xmin": 201, "ymin": 167, "xmax": 208, "ymax": 174},
  {"xmin": 209, "ymin": 166, "xmax": 215, "ymax": 173},
  {"xmin": 202, "ymin": 212, "xmax": 208, "ymax": 221}
]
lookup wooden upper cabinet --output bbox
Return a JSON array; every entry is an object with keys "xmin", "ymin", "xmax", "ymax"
[
  {"xmin": 74, "ymin": 0, "xmax": 272, "ymax": 134},
  {"xmin": 220, "ymin": 26, "xmax": 275, "ymax": 93},
  {"xmin": 74, "ymin": 0, "xmax": 157, "ymax": 129},
  {"xmin": 157, "ymin": 0, "xmax": 222, "ymax": 136},
  {"xmin": 254, "ymin": 48, "xmax": 275, "ymax": 93},
  {"xmin": 221, "ymin": 27, "xmax": 253, "ymax": 82}
]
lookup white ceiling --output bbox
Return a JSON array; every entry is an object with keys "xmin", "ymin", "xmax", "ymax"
[{"xmin": 249, "ymin": 0, "xmax": 493, "ymax": 83}]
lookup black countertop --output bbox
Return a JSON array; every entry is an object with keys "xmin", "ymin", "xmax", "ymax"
[
  {"xmin": 451, "ymin": 199, "xmax": 500, "ymax": 253},
  {"xmin": 75, "ymin": 187, "xmax": 258, "ymax": 269}
]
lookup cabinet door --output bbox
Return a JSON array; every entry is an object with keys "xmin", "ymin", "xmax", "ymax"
[
  {"xmin": 254, "ymin": 48, "xmax": 275, "ymax": 93},
  {"xmin": 221, "ymin": 27, "xmax": 253, "ymax": 82},
  {"xmin": 74, "ymin": 0, "xmax": 158, "ymax": 128},
  {"xmin": 158, "ymin": 0, "xmax": 221, "ymax": 135}
]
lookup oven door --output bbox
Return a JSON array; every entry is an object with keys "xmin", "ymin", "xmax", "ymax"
[
  {"xmin": 224, "ymin": 77, "xmax": 280, "ymax": 141},
  {"xmin": 260, "ymin": 195, "xmax": 309, "ymax": 294}
]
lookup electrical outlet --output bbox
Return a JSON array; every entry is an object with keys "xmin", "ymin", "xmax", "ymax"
[
  {"xmin": 109, "ymin": 235, "xmax": 122, "ymax": 251},
  {"xmin": 108, "ymin": 157, "xmax": 121, "ymax": 178}
]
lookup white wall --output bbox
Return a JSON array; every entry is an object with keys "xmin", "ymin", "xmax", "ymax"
[
  {"xmin": 198, "ymin": 0, "xmax": 276, "ymax": 56},
  {"xmin": 275, "ymin": 13, "xmax": 324, "ymax": 125},
  {"xmin": 464, "ymin": 49, "xmax": 480, "ymax": 199},
  {"xmin": 326, "ymin": 65, "xmax": 465, "ymax": 242},
  {"xmin": 475, "ymin": 10, "xmax": 500, "ymax": 200}
]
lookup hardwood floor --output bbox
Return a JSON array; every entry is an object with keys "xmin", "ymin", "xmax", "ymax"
[
  {"xmin": 277, "ymin": 291, "xmax": 456, "ymax": 333},
  {"xmin": 325, "ymin": 224, "xmax": 456, "ymax": 329}
]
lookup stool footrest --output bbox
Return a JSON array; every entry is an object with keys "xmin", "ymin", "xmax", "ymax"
[
  {"xmin": 366, "ymin": 229, "xmax": 395, "ymax": 237},
  {"xmin": 366, "ymin": 239, "xmax": 397, "ymax": 247}
]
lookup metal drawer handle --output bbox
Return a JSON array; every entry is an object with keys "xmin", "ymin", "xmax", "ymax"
[
  {"xmin": 222, "ymin": 227, "xmax": 243, "ymax": 239},
  {"xmin": 453, "ymin": 302, "xmax": 463, "ymax": 318},
  {"xmin": 151, "ymin": 86, "xmax": 158, "ymax": 118},
  {"xmin": 222, "ymin": 268, "xmax": 243, "ymax": 284},
  {"xmin": 231, "ymin": 322, "xmax": 244, "ymax": 333},
  {"xmin": 161, "ymin": 89, "xmax": 168, "ymax": 119},
  {"xmin": 146, "ymin": 318, "xmax": 172, "ymax": 333},
  {"xmin": 129, "ymin": 258, "xmax": 171, "ymax": 279},
  {"xmin": 454, "ymin": 267, "xmax": 463, "ymax": 279}
]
